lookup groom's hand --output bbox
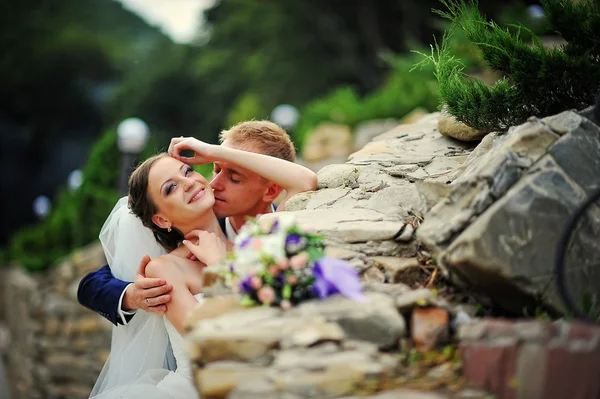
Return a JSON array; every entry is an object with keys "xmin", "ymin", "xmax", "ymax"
[{"xmin": 122, "ymin": 255, "xmax": 173, "ymax": 314}]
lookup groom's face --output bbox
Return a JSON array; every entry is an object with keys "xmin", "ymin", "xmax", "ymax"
[{"xmin": 209, "ymin": 140, "xmax": 270, "ymax": 218}]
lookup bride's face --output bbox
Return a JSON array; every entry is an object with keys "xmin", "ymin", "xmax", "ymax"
[{"xmin": 147, "ymin": 157, "xmax": 215, "ymax": 234}]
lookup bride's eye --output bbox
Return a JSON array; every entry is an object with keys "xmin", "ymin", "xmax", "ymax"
[
  {"xmin": 165, "ymin": 183, "xmax": 176, "ymax": 195},
  {"xmin": 185, "ymin": 166, "xmax": 193, "ymax": 176}
]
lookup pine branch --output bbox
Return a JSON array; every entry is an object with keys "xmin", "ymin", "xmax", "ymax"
[
  {"xmin": 543, "ymin": 0, "xmax": 600, "ymax": 57},
  {"xmin": 418, "ymin": 0, "xmax": 600, "ymax": 133}
]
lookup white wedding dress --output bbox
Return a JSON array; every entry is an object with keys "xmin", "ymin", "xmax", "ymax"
[
  {"xmin": 154, "ymin": 294, "xmax": 202, "ymax": 398},
  {"xmin": 91, "ymin": 294, "xmax": 203, "ymax": 399},
  {"xmin": 92, "ymin": 197, "xmax": 202, "ymax": 399}
]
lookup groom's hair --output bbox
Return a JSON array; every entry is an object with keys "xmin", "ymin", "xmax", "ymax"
[{"xmin": 219, "ymin": 120, "xmax": 296, "ymax": 162}]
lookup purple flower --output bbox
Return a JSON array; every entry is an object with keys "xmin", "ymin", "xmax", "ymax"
[
  {"xmin": 312, "ymin": 257, "xmax": 368, "ymax": 302},
  {"xmin": 229, "ymin": 264, "xmax": 234, "ymax": 272},
  {"xmin": 240, "ymin": 275, "xmax": 253, "ymax": 293},
  {"xmin": 285, "ymin": 234, "xmax": 304, "ymax": 253},
  {"xmin": 271, "ymin": 220, "xmax": 279, "ymax": 233},
  {"xmin": 239, "ymin": 236, "xmax": 252, "ymax": 248}
]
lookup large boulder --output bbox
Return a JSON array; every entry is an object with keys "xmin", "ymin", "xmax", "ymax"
[{"xmin": 417, "ymin": 111, "xmax": 600, "ymax": 314}]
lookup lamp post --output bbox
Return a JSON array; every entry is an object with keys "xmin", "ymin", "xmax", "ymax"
[
  {"xmin": 33, "ymin": 195, "xmax": 51, "ymax": 220},
  {"xmin": 117, "ymin": 118, "xmax": 149, "ymax": 195},
  {"xmin": 67, "ymin": 169, "xmax": 84, "ymax": 192},
  {"xmin": 271, "ymin": 104, "xmax": 299, "ymax": 130}
]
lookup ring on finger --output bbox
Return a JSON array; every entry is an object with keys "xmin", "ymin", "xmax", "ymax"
[{"xmin": 146, "ymin": 298, "xmax": 151, "ymax": 307}]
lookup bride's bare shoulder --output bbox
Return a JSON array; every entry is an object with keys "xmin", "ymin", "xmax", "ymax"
[{"xmin": 145, "ymin": 254, "xmax": 182, "ymax": 279}]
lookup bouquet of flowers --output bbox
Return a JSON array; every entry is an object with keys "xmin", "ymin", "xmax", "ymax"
[{"xmin": 224, "ymin": 214, "xmax": 367, "ymax": 309}]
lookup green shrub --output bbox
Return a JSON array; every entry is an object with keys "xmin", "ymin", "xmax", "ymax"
[
  {"xmin": 8, "ymin": 127, "xmax": 155, "ymax": 271},
  {"xmin": 294, "ymin": 52, "xmax": 440, "ymax": 151},
  {"xmin": 225, "ymin": 92, "xmax": 268, "ymax": 128},
  {"xmin": 418, "ymin": 0, "xmax": 600, "ymax": 133}
]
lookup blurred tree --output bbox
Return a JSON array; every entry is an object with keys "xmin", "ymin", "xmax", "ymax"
[
  {"xmin": 0, "ymin": 0, "xmax": 168, "ymax": 246},
  {"xmin": 194, "ymin": 0, "xmax": 540, "ymax": 140},
  {"xmin": 198, "ymin": 0, "xmax": 441, "ymax": 108},
  {"xmin": 110, "ymin": 43, "xmax": 207, "ymax": 141}
]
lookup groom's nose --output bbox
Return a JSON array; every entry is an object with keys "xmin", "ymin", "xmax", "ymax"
[{"xmin": 210, "ymin": 175, "xmax": 224, "ymax": 192}]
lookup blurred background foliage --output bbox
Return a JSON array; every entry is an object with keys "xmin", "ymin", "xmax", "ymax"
[{"xmin": 2, "ymin": 0, "xmax": 544, "ymax": 270}]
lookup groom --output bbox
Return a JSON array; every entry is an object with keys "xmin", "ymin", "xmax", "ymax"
[{"xmin": 78, "ymin": 120, "xmax": 310, "ymax": 325}]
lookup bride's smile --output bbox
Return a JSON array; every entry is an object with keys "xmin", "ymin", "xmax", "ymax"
[{"xmin": 188, "ymin": 187, "xmax": 205, "ymax": 203}]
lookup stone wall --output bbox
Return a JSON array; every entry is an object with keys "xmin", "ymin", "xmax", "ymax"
[
  {"xmin": 190, "ymin": 112, "xmax": 490, "ymax": 398},
  {"xmin": 2, "ymin": 242, "xmax": 111, "ymax": 399},
  {"xmin": 190, "ymin": 108, "xmax": 600, "ymax": 399}
]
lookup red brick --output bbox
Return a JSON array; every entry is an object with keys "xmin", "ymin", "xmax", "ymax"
[
  {"xmin": 411, "ymin": 307, "xmax": 449, "ymax": 351},
  {"xmin": 515, "ymin": 343, "xmax": 546, "ymax": 399},
  {"xmin": 482, "ymin": 319, "xmax": 517, "ymax": 339},
  {"xmin": 541, "ymin": 346, "xmax": 600, "ymax": 399},
  {"xmin": 514, "ymin": 321, "xmax": 552, "ymax": 344},
  {"xmin": 460, "ymin": 341, "xmax": 518, "ymax": 399},
  {"xmin": 567, "ymin": 321, "xmax": 600, "ymax": 344}
]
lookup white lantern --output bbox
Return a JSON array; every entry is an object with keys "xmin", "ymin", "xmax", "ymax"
[
  {"xmin": 33, "ymin": 195, "xmax": 51, "ymax": 219},
  {"xmin": 271, "ymin": 104, "xmax": 299, "ymax": 129},
  {"xmin": 117, "ymin": 118, "xmax": 150, "ymax": 154}
]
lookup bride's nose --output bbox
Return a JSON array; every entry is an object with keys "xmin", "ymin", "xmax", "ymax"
[{"xmin": 182, "ymin": 176, "xmax": 195, "ymax": 192}]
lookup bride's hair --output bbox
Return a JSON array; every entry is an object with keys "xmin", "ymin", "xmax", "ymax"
[{"xmin": 128, "ymin": 153, "xmax": 183, "ymax": 252}]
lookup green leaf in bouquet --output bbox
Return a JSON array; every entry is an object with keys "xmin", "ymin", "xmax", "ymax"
[
  {"xmin": 240, "ymin": 294, "xmax": 257, "ymax": 307},
  {"xmin": 282, "ymin": 284, "xmax": 292, "ymax": 299},
  {"xmin": 260, "ymin": 253, "xmax": 275, "ymax": 266},
  {"xmin": 263, "ymin": 273, "xmax": 274, "ymax": 286},
  {"xmin": 307, "ymin": 246, "xmax": 324, "ymax": 262}
]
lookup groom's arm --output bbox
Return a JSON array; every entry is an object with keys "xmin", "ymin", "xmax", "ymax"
[
  {"xmin": 77, "ymin": 265, "xmax": 133, "ymax": 325},
  {"xmin": 78, "ymin": 260, "xmax": 173, "ymax": 326}
]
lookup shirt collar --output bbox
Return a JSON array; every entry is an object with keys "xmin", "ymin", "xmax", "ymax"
[{"xmin": 225, "ymin": 204, "xmax": 276, "ymax": 241}]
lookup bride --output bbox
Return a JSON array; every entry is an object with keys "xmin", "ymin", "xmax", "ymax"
[{"xmin": 90, "ymin": 137, "xmax": 316, "ymax": 398}]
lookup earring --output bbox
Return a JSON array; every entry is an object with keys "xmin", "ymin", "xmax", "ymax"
[{"xmin": 167, "ymin": 226, "xmax": 172, "ymax": 233}]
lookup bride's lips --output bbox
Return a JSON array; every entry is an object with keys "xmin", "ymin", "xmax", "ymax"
[{"xmin": 189, "ymin": 188, "xmax": 205, "ymax": 203}]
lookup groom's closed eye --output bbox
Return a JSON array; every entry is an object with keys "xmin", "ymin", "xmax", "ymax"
[{"xmin": 228, "ymin": 172, "xmax": 241, "ymax": 183}]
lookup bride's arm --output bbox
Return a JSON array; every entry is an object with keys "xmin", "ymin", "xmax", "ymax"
[
  {"xmin": 169, "ymin": 138, "xmax": 318, "ymax": 206},
  {"xmin": 145, "ymin": 258, "xmax": 198, "ymax": 335}
]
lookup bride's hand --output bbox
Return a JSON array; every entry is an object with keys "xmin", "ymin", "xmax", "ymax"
[
  {"xmin": 182, "ymin": 230, "xmax": 227, "ymax": 266},
  {"xmin": 168, "ymin": 137, "xmax": 217, "ymax": 165}
]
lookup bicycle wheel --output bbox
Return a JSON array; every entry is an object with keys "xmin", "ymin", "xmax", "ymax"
[{"xmin": 555, "ymin": 187, "xmax": 600, "ymax": 323}]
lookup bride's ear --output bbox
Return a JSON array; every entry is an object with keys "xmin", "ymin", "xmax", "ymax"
[{"xmin": 152, "ymin": 214, "xmax": 171, "ymax": 230}]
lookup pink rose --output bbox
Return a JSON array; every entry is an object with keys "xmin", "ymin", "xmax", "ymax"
[
  {"xmin": 290, "ymin": 252, "xmax": 310, "ymax": 270},
  {"xmin": 277, "ymin": 258, "xmax": 290, "ymax": 270},
  {"xmin": 268, "ymin": 265, "xmax": 279, "ymax": 276},
  {"xmin": 251, "ymin": 238, "xmax": 263, "ymax": 249},
  {"xmin": 287, "ymin": 275, "xmax": 298, "ymax": 285},
  {"xmin": 257, "ymin": 287, "xmax": 275, "ymax": 304},
  {"xmin": 250, "ymin": 276, "xmax": 263, "ymax": 290}
]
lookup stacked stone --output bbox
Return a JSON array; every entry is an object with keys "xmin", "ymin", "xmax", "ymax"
[
  {"xmin": 189, "ymin": 112, "xmax": 487, "ymax": 398},
  {"xmin": 186, "ymin": 288, "xmax": 482, "ymax": 399},
  {"xmin": 3, "ymin": 242, "xmax": 110, "ymax": 399},
  {"xmin": 286, "ymin": 113, "xmax": 475, "ymax": 278}
]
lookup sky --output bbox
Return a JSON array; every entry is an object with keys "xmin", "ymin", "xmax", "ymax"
[{"xmin": 118, "ymin": 0, "xmax": 216, "ymax": 43}]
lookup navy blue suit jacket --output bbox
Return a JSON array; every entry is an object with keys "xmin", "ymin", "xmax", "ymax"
[{"xmin": 78, "ymin": 218, "xmax": 229, "ymax": 325}]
